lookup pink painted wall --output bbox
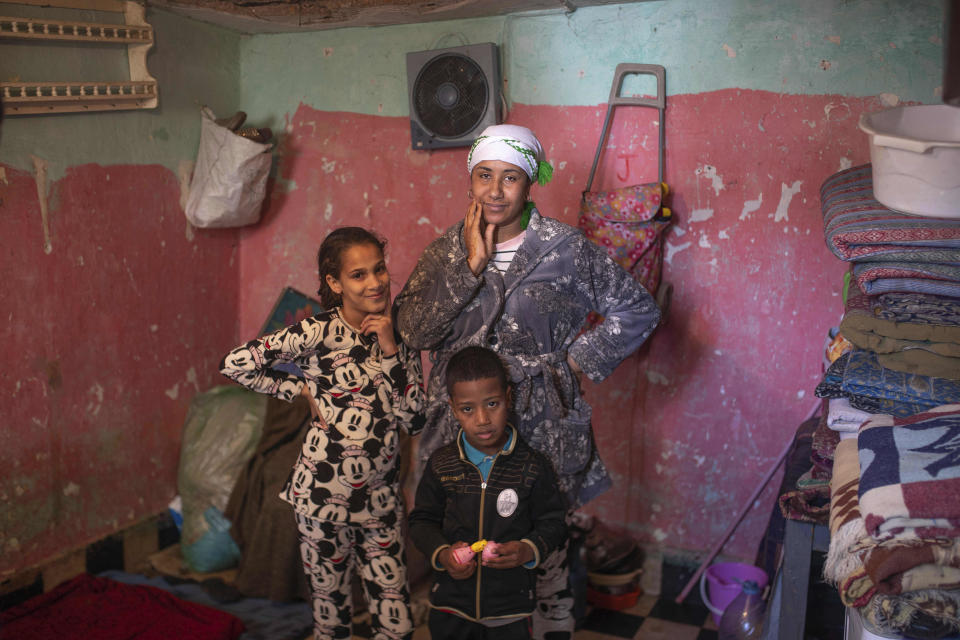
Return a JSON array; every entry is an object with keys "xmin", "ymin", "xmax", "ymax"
[
  {"xmin": 0, "ymin": 163, "xmax": 239, "ymax": 572},
  {"xmin": 0, "ymin": 87, "xmax": 875, "ymax": 576},
  {"xmin": 236, "ymin": 89, "xmax": 870, "ymax": 558}
]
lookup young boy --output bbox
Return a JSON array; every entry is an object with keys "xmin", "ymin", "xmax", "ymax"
[{"xmin": 408, "ymin": 346, "xmax": 567, "ymax": 639}]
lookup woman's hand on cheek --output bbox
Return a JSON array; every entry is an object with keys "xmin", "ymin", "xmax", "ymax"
[
  {"xmin": 465, "ymin": 198, "xmax": 495, "ymax": 276},
  {"xmin": 360, "ymin": 313, "xmax": 398, "ymax": 357}
]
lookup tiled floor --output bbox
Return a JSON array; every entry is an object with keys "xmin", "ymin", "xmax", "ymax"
[
  {"xmin": 574, "ymin": 594, "xmax": 718, "ymax": 640},
  {"xmin": 394, "ymin": 594, "xmax": 718, "ymax": 640},
  {"xmin": 1, "ymin": 518, "xmax": 843, "ymax": 640}
]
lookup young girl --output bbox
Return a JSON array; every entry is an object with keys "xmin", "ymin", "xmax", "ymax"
[{"xmin": 220, "ymin": 227, "xmax": 425, "ymax": 640}]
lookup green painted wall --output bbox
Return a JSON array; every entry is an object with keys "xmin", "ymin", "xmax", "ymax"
[
  {"xmin": 0, "ymin": 6, "xmax": 242, "ymax": 179},
  {"xmin": 1, "ymin": 0, "xmax": 942, "ymax": 175},
  {"xmin": 238, "ymin": 0, "xmax": 944, "ymax": 123}
]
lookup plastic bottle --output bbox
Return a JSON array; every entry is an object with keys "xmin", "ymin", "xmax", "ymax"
[{"xmin": 718, "ymin": 579, "xmax": 766, "ymax": 640}]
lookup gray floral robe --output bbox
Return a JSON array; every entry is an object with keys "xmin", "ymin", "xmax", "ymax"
[{"xmin": 395, "ymin": 209, "xmax": 660, "ymax": 506}]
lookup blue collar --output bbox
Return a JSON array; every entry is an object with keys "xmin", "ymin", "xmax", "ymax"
[{"xmin": 460, "ymin": 427, "xmax": 514, "ymax": 466}]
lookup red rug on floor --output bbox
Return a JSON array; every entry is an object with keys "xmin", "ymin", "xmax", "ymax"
[{"xmin": 0, "ymin": 573, "xmax": 245, "ymax": 640}]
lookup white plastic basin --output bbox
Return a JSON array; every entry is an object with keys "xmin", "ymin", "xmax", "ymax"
[{"xmin": 858, "ymin": 104, "xmax": 960, "ymax": 219}]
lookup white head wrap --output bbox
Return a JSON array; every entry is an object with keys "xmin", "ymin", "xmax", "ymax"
[{"xmin": 467, "ymin": 124, "xmax": 545, "ymax": 182}]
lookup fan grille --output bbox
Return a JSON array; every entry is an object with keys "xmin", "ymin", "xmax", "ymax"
[{"xmin": 413, "ymin": 53, "xmax": 488, "ymax": 138}]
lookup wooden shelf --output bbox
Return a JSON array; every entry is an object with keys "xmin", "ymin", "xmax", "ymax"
[
  {"xmin": 2, "ymin": 80, "xmax": 157, "ymax": 114},
  {"xmin": 0, "ymin": 1, "xmax": 158, "ymax": 115},
  {"xmin": 0, "ymin": 15, "xmax": 152, "ymax": 43}
]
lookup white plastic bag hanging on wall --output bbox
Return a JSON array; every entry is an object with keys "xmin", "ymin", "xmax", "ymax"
[{"xmin": 185, "ymin": 106, "xmax": 272, "ymax": 228}]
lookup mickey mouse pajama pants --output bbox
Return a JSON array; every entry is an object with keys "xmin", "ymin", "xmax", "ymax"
[{"xmin": 295, "ymin": 512, "xmax": 413, "ymax": 640}]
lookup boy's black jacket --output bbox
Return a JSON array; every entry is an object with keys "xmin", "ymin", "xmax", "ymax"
[{"xmin": 408, "ymin": 427, "xmax": 568, "ymax": 621}]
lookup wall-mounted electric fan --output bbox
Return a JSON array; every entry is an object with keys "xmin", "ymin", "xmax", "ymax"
[{"xmin": 406, "ymin": 43, "xmax": 501, "ymax": 150}]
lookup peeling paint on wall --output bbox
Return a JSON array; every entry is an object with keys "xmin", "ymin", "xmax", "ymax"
[
  {"xmin": 696, "ymin": 165, "xmax": 725, "ymax": 196},
  {"xmin": 689, "ymin": 208, "xmax": 715, "ymax": 223},
  {"xmin": 30, "ymin": 156, "xmax": 52, "ymax": 255},
  {"xmin": 178, "ymin": 160, "xmax": 195, "ymax": 212},
  {"xmin": 664, "ymin": 240, "xmax": 692, "ymax": 265},
  {"xmin": 824, "ymin": 101, "xmax": 852, "ymax": 122},
  {"xmin": 646, "ymin": 370, "xmax": 669, "ymax": 385},
  {"xmin": 740, "ymin": 193, "xmax": 763, "ymax": 220},
  {"xmin": 879, "ymin": 92, "xmax": 900, "ymax": 107},
  {"xmin": 86, "ymin": 384, "xmax": 104, "ymax": 417},
  {"xmin": 773, "ymin": 180, "xmax": 802, "ymax": 222}
]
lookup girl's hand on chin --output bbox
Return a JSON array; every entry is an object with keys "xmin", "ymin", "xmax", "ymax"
[{"xmin": 360, "ymin": 312, "xmax": 398, "ymax": 357}]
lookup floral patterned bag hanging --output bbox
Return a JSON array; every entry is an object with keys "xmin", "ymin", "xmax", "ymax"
[
  {"xmin": 580, "ymin": 181, "xmax": 671, "ymax": 295},
  {"xmin": 578, "ymin": 64, "xmax": 672, "ymax": 319}
]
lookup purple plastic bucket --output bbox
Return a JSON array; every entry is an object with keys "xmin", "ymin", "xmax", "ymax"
[{"xmin": 699, "ymin": 562, "xmax": 768, "ymax": 624}]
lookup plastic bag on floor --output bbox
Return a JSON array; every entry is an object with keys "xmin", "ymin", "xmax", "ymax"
[
  {"xmin": 177, "ymin": 386, "xmax": 266, "ymax": 573},
  {"xmin": 185, "ymin": 106, "xmax": 272, "ymax": 228},
  {"xmin": 181, "ymin": 506, "xmax": 242, "ymax": 574}
]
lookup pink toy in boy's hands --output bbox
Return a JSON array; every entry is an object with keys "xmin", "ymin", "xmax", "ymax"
[
  {"xmin": 481, "ymin": 541, "xmax": 500, "ymax": 561},
  {"xmin": 451, "ymin": 546, "xmax": 476, "ymax": 565},
  {"xmin": 451, "ymin": 539, "xmax": 499, "ymax": 565}
]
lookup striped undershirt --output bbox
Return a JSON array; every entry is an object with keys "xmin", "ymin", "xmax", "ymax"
[{"xmin": 490, "ymin": 231, "xmax": 526, "ymax": 273}]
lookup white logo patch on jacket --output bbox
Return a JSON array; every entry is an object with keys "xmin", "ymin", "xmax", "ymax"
[{"xmin": 496, "ymin": 488, "xmax": 519, "ymax": 517}]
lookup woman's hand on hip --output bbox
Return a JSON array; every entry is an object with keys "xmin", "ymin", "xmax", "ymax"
[
  {"xmin": 465, "ymin": 198, "xmax": 495, "ymax": 277},
  {"xmin": 567, "ymin": 354, "xmax": 584, "ymax": 389},
  {"xmin": 360, "ymin": 313, "xmax": 398, "ymax": 357}
]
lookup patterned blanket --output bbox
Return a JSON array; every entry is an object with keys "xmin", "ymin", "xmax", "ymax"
[
  {"xmin": 878, "ymin": 292, "xmax": 960, "ymax": 326},
  {"xmin": 843, "ymin": 351, "xmax": 960, "ymax": 416},
  {"xmin": 815, "ymin": 351, "xmax": 958, "ymax": 417},
  {"xmin": 843, "ymin": 285, "xmax": 960, "ymax": 343},
  {"xmin": 828, "ymin": 413, "xmax": 960, "ymax": 631},
  {"xmin": 855, "ymin": 268, "xmax": 960, "ymax": 298},
  {"xmin": 829, "ymin": 439, "xmax": 863, "ymax": 538},
  {"xmin": 778, "ymin": 412, "xmax": 833, "ymax": 524},
  {"xmin": 858, "ymin": 588, "xmax": 960, "ymax": 638},
  {"xmin": 825, "ymin": 439, "xmax": 867, "ymax": 587},
  {"xmin": 840, "ymin": 285, "xmax": 960, "ymax": 379},
  {"xmin": 821, "ymin": 164, "xmax": 960, "ymax": 264},
  {"xmin": 859, "ymin": 404, "xmax": 960, "ymax": 541},
  {"xmin": 827, "ymin": 397, "xmax": 874, "ymax": 436},
  {"xmin": 842, "ymin": 561, "xmax": 960, "ymax": 608},
  {"xmin": 825, "ymin": 442, "xmax": 960, "ymax": 608}
]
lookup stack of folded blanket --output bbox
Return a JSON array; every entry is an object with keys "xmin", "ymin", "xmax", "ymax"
[
  {"xmin": 777, "ymin": 405, "xmax": 838, "ymax": 526},
  {"xmin": 824, "ymin": 405, "xmax": 960, "ymax": 639},
  {"xmin": 823, "ymin": 164, "xmax": 960, "ymax": 299},
  {"xmin": 816, "ymin": 165, "xmax": 960, "ymax": 638},
  {"xmin": 816, "ymin": 164, "xmax": 960, "ymax": 434}
]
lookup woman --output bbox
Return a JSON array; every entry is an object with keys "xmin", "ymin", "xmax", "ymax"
[{"xmin": 395, "ymin": 124, "xmax": 660, "ymax": 638}]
